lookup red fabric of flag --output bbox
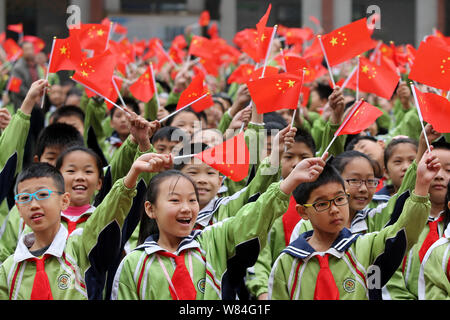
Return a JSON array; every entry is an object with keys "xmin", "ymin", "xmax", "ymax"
[
  {"xmin": 3, "ymin": 39, "xmax": 22, "ymax": 61},
  {"xmin": 412, "ymin": 85, "xmax": 450, "ymax": 133},
  {"xmin": 248, "ymin": 65, "xmax": 279, "ymax": 81},
  {"xmin": 188, "ymin": 35, "xmax": 215, "ymax": 60},
  {"xmin": 208, "ymin": 22, "xmax": 219, "ymax": 39},
  {"xmin": 321, "ymin": 18, "xmax": 376, "ymax": 66},
  {"xmin": 358, "ymin": 56, "xmax": 400, "ymax": 99},
  {"xmin": 285, "ymin": 27, "xmax": 314, "ymax": 45},
  {"xmin": 72, "ymin": 49, "xmax": 117, "ymax": 98},
  {"xmin": 70, "ymin": 23, "xmax": 110, "ymax": 55},
  {"xmin": 336, "ymin": 100, "xmax": 383, "ymax": 136},
  {"xmin": 247, "ymin": 72, "xmax": 303, "ymax": 114},
  {"xmin": 198, "ymin": 11, "xmax": 210, "ymax": 27},
  {"xmin": 49, "ymin": 35, "xmax": 83, "ymax": 73},
  {"xmin": 105, "ymin": 77, "xmax": 123, "ymax": 110},
  {"xmin": 7, "ymin": 23, "xmax": 23, "ymax": 34},
  {"xmin": 7, "ymin": 76, "xmax": 22, "ymax": 93},
  {"xmin": 194, "ymin": 132, "xmax": 250, "ymax": 182},
  {"xmin": 129, "ymin": 66, "xmax": 156, "ymax": 103},
  {"xmin": 177, "ymin": 73, "xmax": 213, "ymax": 112},
  {"xmin": 408, "ymin": 40, "xmax": 450, "ymax": 91},
  {"xmin": 227, "ymin": 64, "xmax": 255, "ymax": 84}
]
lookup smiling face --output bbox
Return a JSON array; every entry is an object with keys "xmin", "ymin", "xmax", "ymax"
[
  {"xmin": 145, "ymin": 176, "xmax": 199, "ymax": 249},
  {"xmin": 16, "ymin": 177, "xmax": 70, "ymax": 236},
  {"xmin": 58, "ymin": 150, "xmax": 102, "ymax": 207},
  {"xmin": 340, "ymin": 157, "xmax": 376, "ymax": 214},
  {"xmin": 170, "ymin": 111, "xmax": 202, "ymax": 137},
  {"xmin": 180, "ymin": 160, "xmax": 223, "ymax": 209},
  {"xmin": 297, "ymin": 182, "xmax": 349, "ymax": 236},
  {"xmin": 385, "ymin": 143, "xmax": 417, "ymax": 192}
]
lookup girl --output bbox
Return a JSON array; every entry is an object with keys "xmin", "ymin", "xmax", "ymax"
[
  {"xmin": 418, "ymin": 180, "xmax": 450, "ymax": 299},
  {"xmin": 111, "ymin": 155, "xmax": 326, "ymax": 300}
]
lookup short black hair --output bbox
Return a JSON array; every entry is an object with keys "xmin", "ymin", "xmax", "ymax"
[
  {"xmin": 15, "ymin": 162, "xmax": 65, "ymax": 194},
  {"xmin": 265, "ymin": 121, "xmax": 285, "ymax": 134},
  {"xmin": 293, "ymin": 163, "xmax": 345, "ymax": 205},
  {"xmin": 263, "ymin": 112, "xmax": 287, "ymax": 127},
  {"xmin": 313, "ymin": 83, "xmax": 333, "ymax": 100},
  {"xmin": 431, "ymin": 137, "xmax": 450, "ymax": 151},
  {"xmin": 150, "ymin": 126, "xmax": 188, "ymax": 144},
  {"xmin": 164, "ymin": 106, "xmax": 207, "ymax": 127},
  {"xmin": 110, "ymin": 97, "xmax": 140, "ymax": 118},
  {"xmin": 294, "ymin": 128, "xmax": 316, "ymax": 155},
  {"xmin": 331, "ymin": 150, "xmax": 379, "ymax": 177},
  {"xmin": 345, "ymin": 134, "xmax": 378, "ymax": 152},
  {"xmin": 173, "ymin": 142, "xmax": 209, "ymax": 171},
  {"xmin": 50, "ymin": 105, "xmax": 85, "ymax": 124},
  {"xmin": 55, "ymin": 146, "xmax": 105, "ymax": 181},
  {"xmin": 384, "ymin": 137, "xmax": 418, "ymax": 168},
  {"xmin": 35, "ymin": 123, "xmax": 84, "ymax": 159}
]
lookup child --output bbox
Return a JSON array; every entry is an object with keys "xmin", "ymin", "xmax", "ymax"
[
  {"xmin": 377, "ymin": 137, "xmax": 418, "ymax": 198},
  {"xmin": 151, "ymin": 126, "xmax": 188, "ymax": 155},
  {"xmin": 418, "ymin": 180, "xmax": 450, "ymax": 299},
  {"xmin": 111, "ymin": 155, "xmax": 326, "ymax": 299},
  {"xmin": 164, "ymin": 105, "xmax": 207, "ymax": 138},
  {"xmin": 0, "ymin": 152, "xmax": 171, "ymax": 299},
  {"xmin": 49, "ymin": 105, "xmax": 85, "ymax": 136},
  {"xmin": 268, "ymin": 150, "xmax": 439, "ymax": 299}
]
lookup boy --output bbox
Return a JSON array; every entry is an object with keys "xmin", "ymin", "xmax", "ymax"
[
  {"xmin": 268, "ymin": 150, "xmax": 439, "ymax": 299},
  {"xmin": 0, "ymin": 153, "xmax": 171, "ymax": 299},
  {"xmin": 151, "ymin": 126, "xmax": 188, "ymax": 155},
  {"xmin": 49, "ymin": 105, "xmax": 85, "ymax": 136}
]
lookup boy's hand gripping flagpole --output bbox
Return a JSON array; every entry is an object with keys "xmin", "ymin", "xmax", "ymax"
[
  {"xmin": 158, "ymin": 92, "xmax": 210, "ymax": 123},
  {"xmin": 40, "ymin": 37, "xmax": 56, "ymax": 109},
  {"xmin": 71, "ymin": 76, "xmax": 130, "ymax": 114},
  {"xmin": 410, "ymin": 82, "xmax": 431, "ymax": 153},
  {"xmin": 321, "ymin": 98, "xmax": 365, "ymax": 159},
  {"xmin": 318, "ymin": 35, "xmax": 336, "ymax": 88}
]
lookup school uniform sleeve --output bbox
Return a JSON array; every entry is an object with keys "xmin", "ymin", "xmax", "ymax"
[
  {"xmin": 108, "ymin": 136, "xmax": 138, "ymax": 183},
  {"xmin": 166, "ymin": 91, "xmax": 180, "ymax": 106},
  {"xmin": 0, "ymin": 206, "xmax": 23, "ymax": 263},
  {"xmin": 0, "ymin": 109, "xmax": 30, "ymax": 175},
  {"xmin": 132, "ymin": 143, "xmax": 158, "ymax": 186},
  {"xmin": 144, "ymin": 96, "xmax": 158, "ymax": 121},
  {"xmin": 217, "ymin": 110, "xmax": 233, "ymax": 134},
  {"xmin": 312, "ymin": 119, "xmax": 346, "ymax": 157},
  {"xmin": 83, "ymin": 96, "xmax": 108, "ymax": 147},
  {"xmin": 199, "ymin": 181, "xmax": 290, "ymax": 281},
  {"xmin": 267, "ymin": 251, "xmax": 295, "ymax": 300},
  {"xmin": 386, "ymin": 107, "xmax": 421, "ymax": 143},
  {"xmin": 421, "ymin": 242, "xmax": 450, "ymax": 300},
  {"xmin": 68, "ymin": 177, "xmax": 137, "ymax": 274}
]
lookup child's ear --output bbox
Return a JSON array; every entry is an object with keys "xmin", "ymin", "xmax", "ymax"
[
  {"xmin": 296, "ymin": 204, "xmax": 309, "ymax": 220},
  {"xmin": 96, "ymin": 178, "xmax": 103, "ymax": 191},
  {"xmin": 447, "ymin": 201, "xmax": 450, "ymax": 211},
  {"xmin": 218, "ymin": 175, "xmax": 224, "ymax": 186},
  {"xmin": 144, "ymin": 201, "xmax": 156, "ymax": 219},
  {"xmin": 383, "ymin": 166, "xmax": 390, "ymax": 180},
  {"xmin": 33, "ymin": 155, "xmax": 39, "ymax": 163},
  {"xmin": 61, "ymin": 192, "xmax": 71, "ymax": 211}
]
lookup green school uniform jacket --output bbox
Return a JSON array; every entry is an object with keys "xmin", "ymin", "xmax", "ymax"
[
  {"xmin": 418, "ymin": 223, "xmax": 450, "ymax": 299},
  {"xmin": 268, "ymin": 191, "xmax": 430, "ymax": 300},
  {"xmin": 110, "ymin": 181, "xmax": 290, "ymax": 300},
  {"xmin": 0, "ymin": 178, "xmax": 137, "ymax": 300}
]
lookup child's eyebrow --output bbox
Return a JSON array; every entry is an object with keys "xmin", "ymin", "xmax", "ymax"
[
  {"xmin": 20, "ymin": 185, "xmax": 51, "ymax": 193},
  {"xmin": 312, "ymin": 191, "xmax": 346, "ymax": 202}
]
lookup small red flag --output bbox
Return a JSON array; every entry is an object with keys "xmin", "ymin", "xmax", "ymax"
[
  {"xmin": 177, "ymin": 73, "xmax": 213, "ymax": 112},
  {"xmin": 3, "ymin": 39, "xmax": 22, "ymax": 61},
  {"xmin": 105, "ymin": 77, "xmax": 123, "ymax": 110},
  {"xmin": 199, "ymin": 11, "xmax": 210, "ymax": 27},
  {"xmin": 208, "ymin": 22, "xmax": 219, "ymax": 39},
  {"xmin": 129, "ymin": 66, "xmax": 156, "ymax": 103},
  {"xmin": 70, "ymin": 23, "xmax": 110, "ymax": 55},
  {"xmin": 284, "ymin": 27, "xmax": 314, "ymax": 45},
  {"xmin": 49, "ymin": 35, "xmax": 83, "ymax": 73},
  {"xmin": 7, "ymin": 76, "xmax": 22, "ymax": 93},
  {"xmin": 335, "ymin": 100, "xmax": 383, "ymax": 136},
  {"xmin": 188, "ymin": 35, "xmax": 215, "ymax": 60},
  {"xmin": 412, "ymin": 85, "xmax": 450, "ymax": 133},
  {"xmin": 7, "ymin": 23, "xmax": 23, "ymax": 34},
  {"xmin": 227, "ymin": 64, "xmax": 255, "ymax": 84},
  {"xmin": 194, "ymin": 132, "xmax": 250, "ymax": 182},
  {"xmin": 321, "ymin": 18, "xmax": 377, "ymax": 66},
  {"xmin": 408, "ymin": 40, "xmax": 450, "ymax": 91},
  {"xmin": 72, "ymin": 50, "xmax": 117, "ymax": 98},
  {"xmin": 114, "ymin": 23, "xmax": 128, "ymax": 35},
  {"xmin": 247, "ymin": 72, "xmax": 303, "ymax": 114}
]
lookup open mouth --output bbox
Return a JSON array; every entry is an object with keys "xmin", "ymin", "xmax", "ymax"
[
  {"xmin": 73, "ymin": 185, "xmax": 87, "ymax": 192},
  {"xmin": 176, "ymin": 218, "xmax": 192, "ymax": 225},
  {"xmin": 197, "ymin": 188, "xmax": 209, "ymax": 195},
  {"xmin": 31, "ymin": 213, "xmax": 44, "ymax": 221}
]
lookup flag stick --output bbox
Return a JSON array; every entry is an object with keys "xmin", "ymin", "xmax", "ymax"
[
  {"xmin": 279, "ymin": 48, "xmax": 287, "ymax": 72},
  {"xmin": 317, "ymin": 35, "xmax": 335, "ymax": 88},
  {"xmin": 149, "ymin": 62, "xmax": 160, "ymax": 111},
  {"xmin": 111, "ymin": 76, "xmax": 128, "ymax": 110},
  {"xmin": 340, "ymin": 65, "xmax": 357, "ymax": 91},
  {"xmin": 71, "ymin": 77, "xmax": 130, "ymax": 114},
  {"xmin": 322, "ymin": 134, "xmax": 338, "ymax": 159},
  {"xmin": 113, "ymin": 74, "xmax": 133, "ymax": 84},
  {"xmin": 158, "ymin": 92, "xmax": 209, "ymax": 123},
  {"xmin": 369, "ymin": 40, "xmax": 382, "ymax": 62},
  {"xmin": 261, "ymin": 25, "xmax": 278, "ymax": 79},
  {"xmin": 447, "ymin": 91, "xmax": 450, "ymax": 100},
  {"xmin": 174, "ymin": 154, "xmax": 195, "ymax": 161},
  {"xmin": 40, "ymin": 37, "xmax": 56, "ymax": 109},
  {"xmin": 105, "ymin": 22, "xmax": 114, "ymax": 51},
  {"xmin": 410, "ymin": 82, "xmax": 431, "ymax": 153},
  {"xmin": 356, "ymin": 56, "xmax": 360, "ymax": 101}
]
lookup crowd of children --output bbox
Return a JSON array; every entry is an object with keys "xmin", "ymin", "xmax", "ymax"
[{"xmin": 0, "ymin": 17, "xmax": 449, "ymax": 302}]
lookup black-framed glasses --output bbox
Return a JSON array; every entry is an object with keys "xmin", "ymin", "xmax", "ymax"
[
  {"xmin": 15, "ymin": 189, "xmax": 64, "ymax": 204},
  {"xmin": 303, "ymin": 193, "xmax": 350, "ymax": 212},
  {"xmin": 345, "ymin": 178, "xmax": 379, "ymax": 188}
]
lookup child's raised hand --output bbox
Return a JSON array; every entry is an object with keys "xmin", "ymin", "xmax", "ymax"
[
  {"xmin": 124, "ymin": 153, "xmax": 173, "ymax": 189},
  {"xmin": 328, "ymin": 86, "xmax": 345, "ymax": 124},
  {"xmin": 416, "ymin": 124, "xmax": 442, "ymax": 163},
  {"xmin": 280, "ymin": 156, "xmax": 326, "ymax": 195},
  {"xmin": 127, "ymin": 109, "xmax": 152, "ymax": 151},
  {"xmin": 271, "ymin": 125, "xmax": 297, "ymax": 160},
  {"xmin": 415, "ymin": 148, "xmax": 441, "ymax": 197},
  {"xmin": 20, "ymin": 79, "xmax": 48, "ymax": 114}
]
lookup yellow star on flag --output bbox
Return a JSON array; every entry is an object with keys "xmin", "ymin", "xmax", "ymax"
[
  {"xmin": 286, "ymin": 79, "xmax": 296, "ymax": 87},
  {"xmin": 362, "ymin": 65, "xmax": 369, "ymax": 73},
  {"xmin": 59, "ymin": 46, "xmax": 67, "ymax": 55},
  {"xmin": 330, "ymin": 37, "xmax": 338, "ymax": 46},
  {"xmin": 97, "ymin": 29, "xmax": 104, "ymax": 36},
  {"xmin": 81, "ymin": 70, "xmax": 89, "ymax": 77}
]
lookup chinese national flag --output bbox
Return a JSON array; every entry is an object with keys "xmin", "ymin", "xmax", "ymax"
[
  {"xmin": 412, "ymin": 85, "xmax": 450, "ymax": 133},
  {"xmin": 7, "ymin": 76, "xmax": 22, "ymax": 93},
  {"xmin": 114, "ymin": 23, "xmax": 128, "ymax": 35},
  {"xmin": 70, "ymin": 23, "xmax": 110, "ymax": 54},
  {"xmin": 358, "ymin": 56, "xmax": 400, "ymax": 100},
  {"xmin": 284, "ymin": 54, "xmax": 307, "ymax": 74},
  {"xmin": 335, "ymin": 100, "xmax": 383, "ymax": 136},
  {"xmin": 227, "ymin": 64, "xmax": 255, "ymax": 84},
  {"xmin": 408, "ymin": 40, "xmax": 450, "ymax": 91},
  {"xmin": 208, "ymin": 22, "xmax": 219, "ymax": 39},
  {"xmin": 3, "ymin": 39, "xmax": 22, "ymax": 61},
  {"xmin": 247, "ymin": 72, "xmax": 303, "ymax": 114},
  {"xmin": 72, "ymin": 50, "xmax": 116, "ymax": 98},
  {"xmin": 49, "ymin": 35, "xmax": 83, "ymax": 73},
  {"xmin": 129, "ymin": 66, "xmax": 156, "ymax": 103},
  {"xmin": 199, "ymin": 11, "xmax": 210, "ymax": 27},
  {"xmin": 321, "ymin": 18, "xmax": 377, "ymax": 66},
  {"xmin": 188, "ymin": 35, "xmax": 215, "ymax": 60},
  {"xmin": 177, "ymin": 73, "xmax": 213, "ymax": 112},
  {"xmin": 284, "ymin": 27, "xmax": 314, "ymax": 45},
  {"xmin": 248, "ymin": 65, "xmax": 279, "ymax": 81},
  {"xmin": 7, "ymin": 23, "xmax": 23, "ymax": 34},
  {"xmin": 194, "ymin": 132, "xmax": 250, "ymax": 182}
]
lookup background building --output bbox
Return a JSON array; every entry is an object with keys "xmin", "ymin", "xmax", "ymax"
[{"xmin": 0, "ymin": 0, "xmax": 448, "ymax": 53}]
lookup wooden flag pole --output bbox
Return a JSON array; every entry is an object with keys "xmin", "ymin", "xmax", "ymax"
[
  {"xmin": 40, "ymin": 37, "xmax": 56, "ymax": 109},
  {"xmin": 410, "ymin": 82, "xmax": 431, "ymax": 152},
  {"xmin": 317, "ymin": 35, "xmax": 336, "ymax": 88}
]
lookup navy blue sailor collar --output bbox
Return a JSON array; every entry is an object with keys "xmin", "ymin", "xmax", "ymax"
[
  {"xmin": 282, "ymin": 227, "xmax": 360, "ymax": 260},
  {"xmin": 135, "ymin": 229, "xmax": 203, "ymax": 256}
]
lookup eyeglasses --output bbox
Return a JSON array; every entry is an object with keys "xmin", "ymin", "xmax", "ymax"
[
  {"xmin": 15, "ymin": 189, "xmax": 64, "ymax": 204},
  {"xmin": 345, "ymin": 178, "xmax": 379, "ymax": 188},
  {"xmin": 303, "ymin": 193, "xmax": 350, "ymax": 212}
]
